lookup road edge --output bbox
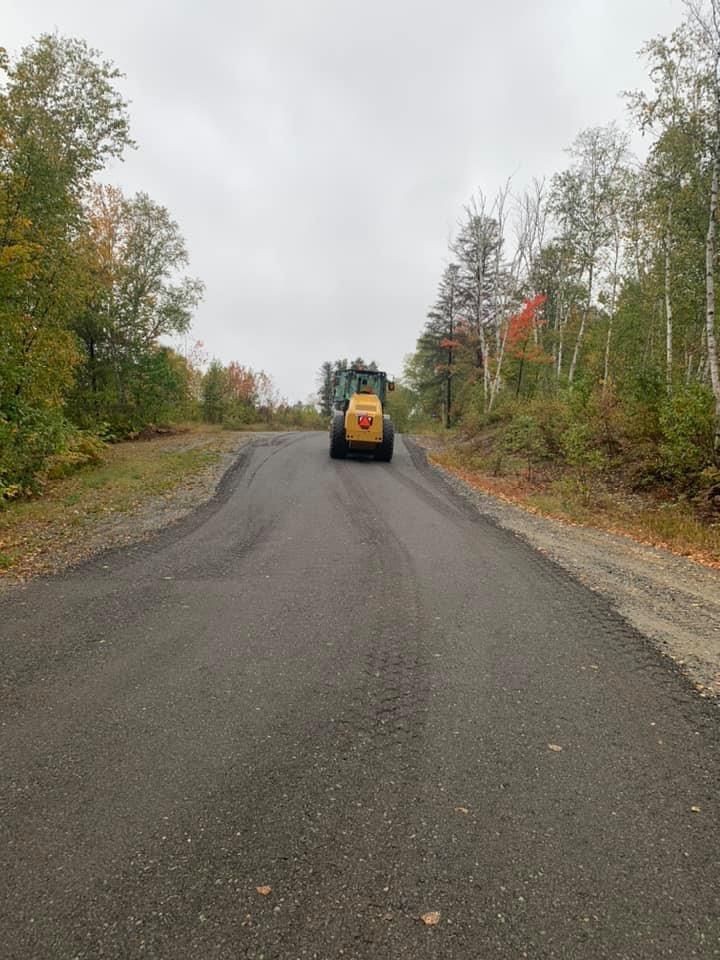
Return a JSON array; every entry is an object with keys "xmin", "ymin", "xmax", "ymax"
[
  {"xmin": 0, "ymin": 432, "xmax": 275, "ymax": 595},
  {"xmin": 404, "ymin": 436, "xmax": 720, "ymax": 705}
]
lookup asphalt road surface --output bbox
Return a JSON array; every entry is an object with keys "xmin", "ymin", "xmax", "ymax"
[{"xmin": 2, "ymin": 432, "xmax": 720, "ymax": 959}]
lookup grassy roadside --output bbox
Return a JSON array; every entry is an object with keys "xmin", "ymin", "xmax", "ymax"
[
  {"xmin": 421, "ymin": 434, "xmax": 720, "ymax": 570},
  {"xmin": 0, "ymin": 425, "xmax": 252, "ymax": 581}
]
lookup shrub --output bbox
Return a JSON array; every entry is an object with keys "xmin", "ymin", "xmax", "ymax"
[
  {"xmin": 659, "ymin": 384, "xmax": 715, "ymax": 482},
  {"xmin": 45, "ymin": 432, "xmax": 106, "ymax": 479},
  {"xmin": 501, "ymin": 414, "xmax": 551, "ymax": 464},
  {"xmin": 0, "ymin": 404, "xmax": 72, "ymax": 500},
  {"xmin": 561, "ymin": 421, "xmax": 607, "ymax": 474}
]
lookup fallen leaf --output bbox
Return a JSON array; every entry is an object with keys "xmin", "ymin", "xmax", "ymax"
[
  {"xmin": 691, "ymin": 806, "xmax": 701, "ymax": 813},
  {"xmin": 548, "ymin": 744, "xmax": 563, "ymax": 752},
  {"xmin": 421, "ymin": 911, "xmax": 441, "ymax": 926},
  {"xmin": 454, "ymin": 806, "xmax": 469, "ymax": 815},
  {"xmin": 256, "ymin": 885, "xmax": 272, "ymax": 896}
]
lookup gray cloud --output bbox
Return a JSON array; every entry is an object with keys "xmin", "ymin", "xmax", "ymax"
[{"xmin": 7, "ymin": 0, "xmax": 684, "ymax": 399}]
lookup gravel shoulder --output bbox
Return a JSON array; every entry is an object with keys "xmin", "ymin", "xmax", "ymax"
[
  {"xmin": 407, "ymin": 438, "xmax": 720, "ymax": 697},
  {"xmin": 65, "ymin": 433, "xmax": 265, "ymax": 557}
]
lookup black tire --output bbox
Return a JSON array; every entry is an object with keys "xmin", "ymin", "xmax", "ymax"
[
  {"xmin": 375, "ymin": 417, "xmax": 394, "ymax": 462},
  {"xmin": 329, "ymin": 412, "xmax": 348, "ymax": 459}
]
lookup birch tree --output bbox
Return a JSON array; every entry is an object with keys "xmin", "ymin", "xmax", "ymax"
[
  {"xmin": 550, "ymin": 125, "xmax": 630, "ymax": 384},
  {"xmin": 627, "ymin": 27, "xmax": 707, "ymax": 394},
  {"xmin": 685, "ymin": 0, "xmax": 720, "ymax": 454}
]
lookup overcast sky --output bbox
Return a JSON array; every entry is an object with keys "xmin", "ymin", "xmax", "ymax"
[{"xmin": 6, "ymin": 0, "xmax": 685, "ymax": 401}]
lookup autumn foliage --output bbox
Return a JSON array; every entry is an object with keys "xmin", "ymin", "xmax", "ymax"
[
  {"xmin": 507, "ymin": 295, "xmax": 547, "ymax": 347},
  {"xmin": 506, "ymin": 295, "xmax": 551, "ymax": 365}
]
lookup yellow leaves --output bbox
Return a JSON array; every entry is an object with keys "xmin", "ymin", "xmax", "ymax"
[
  {"xmin": 0, "ymin": 205, "xmax": 43, "ymax": 282},
  {"xmin": 255, "ymin": 885, "xmax": 272, "ymax": 896},
  {"xmin": 0, "ymin": 242, "xmax": 41, "ymax": 278}
]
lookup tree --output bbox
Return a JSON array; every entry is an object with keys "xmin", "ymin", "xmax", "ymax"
[
  {"xmin": 506, "ymin": 295, "xmax": 549, "ymax": 397},
  {"xmin": 201, "ymin": 360, "xmax": 229, "ymax": 424},
  {"xmin": 70, "ymin": 185, "xmax": 204, "ymax": 429},
  {"xmin": 452, "ymin": 194, "xmax": 502, "ymax": 407},
  {"xmin": 417, "ymin": 264, "xmax": 461, "ymax": 427},
  {"xmin": 317, "ymin": 360, "xmax": 334, "ymax": 416},
  {"xmin": 627, "ymin": 26, "xmax": 707, "ymax": 395},
  {"xmin": 550, "ymin": 125, "xmax": 630, "ymax": 384},
  {"xmin": 0, "ymin": 34, "xmax": 132, "ymax": 491},
  {"xmin": 684, "ymin": 0, "xmax": 720, "ymax": 454}
]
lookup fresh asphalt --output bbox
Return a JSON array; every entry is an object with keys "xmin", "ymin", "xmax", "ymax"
[{"xmin": 1, "ymin": 432, "xmax": 719, "ymax": 959}]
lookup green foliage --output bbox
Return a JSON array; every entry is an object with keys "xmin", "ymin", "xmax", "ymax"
[
  {"xmin": 560, "ymin": 422, "xmax": 608, "ymax": 475},
  {"xmin": 66, "ymin": 186, "xmax": 204, "ymax": 435},
  {"xmin": 0, "ymin": 34, "xmax": 136, "ymax": 492},
  {"xmin": 316, "ymin": 361, "xmax": 334, "ymax": 417},
  {"xmin": 201, "ymin": 360, "xmax": 229, "ymax": 424},
  {"xmin": 0, "ymin": 404, "xmax": 72, "ymax": 500},
  {"xmin": 384, "ymin": 383, "xmax": 418, "ymax": 433},
  {"xmin": 45, "ymin": 432, "xmax": 106, "ymax": 480},
  {"xmin": 501, "ymin": 414, "xmax": 552, "ymax": 464},
  {"xmin": 272, "ymin": 403, "xmax": 326, "ymax": 430},
  {"xmin": 0, "ymin": 35, "xmax": 209, "ymax": 495},
  {"xmin": 199, "ymin": 360, "xmax": 319, "ymax": 430},
  {"xmin": 3, "ymin": 34, "xmax": 132, "ymax": 184},
  {"xmin": 659, "ymin": 384, "xmax": 715, "ymax": 481}
]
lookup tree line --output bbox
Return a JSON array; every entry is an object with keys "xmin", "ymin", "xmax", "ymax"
[
  {"xmin": 0, "ymin": 35, "xmax": 312, "ymax": 501},
  {"xmin": 407, "ymin": 1, "xmax": 720, "ymax": 492}
]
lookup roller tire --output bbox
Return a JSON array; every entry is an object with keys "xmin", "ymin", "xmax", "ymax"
[
  {"xmin": 375, "ymin": 418, "xmax": 394, "ymax": 462},
  {"xmin": 329, "ymin": 413, "xmax": 348, "ymax": 459}
]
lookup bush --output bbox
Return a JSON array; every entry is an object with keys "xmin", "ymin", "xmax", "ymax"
[
  {"xmin": 0, "ymin": 404, "xmax": 72, "ymax": 500},
  {"xmin": 561, "ymin": 421, "xmax": 607, "ymax": 474},
  {"xmin": 45, "ymin": 432, "xmax": 106, "ymax": 479},
  {"xmin": 501, "ymin": 414, "xmax": 551, "ymax": 463},
  {"xmin": 659, "ymin": 384, "xmax": 715, "ymax": 482}
]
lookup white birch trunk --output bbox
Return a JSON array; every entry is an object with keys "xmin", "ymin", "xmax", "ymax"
[
  {"xmin": 664, "ymin": 200, "xmax": 674, "ymax": 395},
  {"xmin": 488, "ymin": 325, "xmax": 509, "ymax": 411},
  {"xmin": 603, "ymin": 234, "xmax": 621, "ymax": 391},
  {"xmin": 705, "ymin": 155, "xmax": 720, "ymax": 454},
  {"xmin": 568, "ymin": 263, "xmax": 593, "ymax": 384},
  {"xmin": 556, "ymin": 298, "xmax": 565, "ymax": 380},
  {"xmin": 480, "ymin": 326, "xmax": 490, "ymax": 410}
]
